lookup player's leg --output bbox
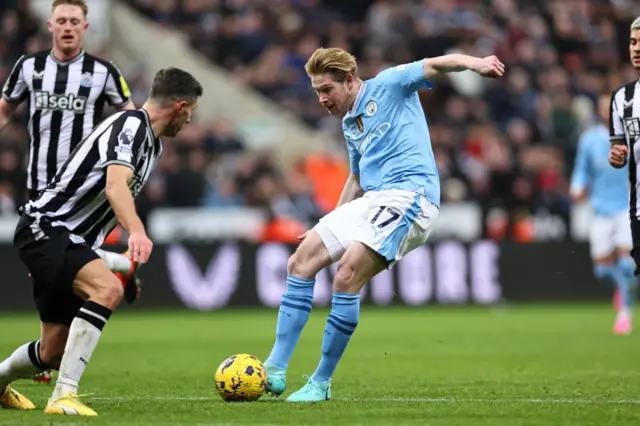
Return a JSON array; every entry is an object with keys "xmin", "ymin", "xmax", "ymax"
[
  {"xmin": 286, "ymin": 242, "xmax": 387, "ymax": 403},
  {"xmin": 589, "ymin": 216, "xmax": 623, "ymax": 307},
  {"xmin": 0, "ymin": 324, "xmax": 63, "ymax": 410},
  {"xmin": 2, "ymin": 219, "xmax": 76, "ymax": 409},
  {"xmin": 612, "ymin": 212, "xmax": 637, "ymax": 334},
  {"xmin": 45, "ymin": 255, "xmax": 123, "ymax": 416},
  {"xmin": 286, "ymin": 190, "xmax": 438, "ymax": 402},
  {"xmin": 263, "ymin": 230, "xmax": 333, "ymax": 395},
  {"xmin": 31, "ymin": 248, "xmax": 139, "ymax": 387},
  {"xmin": 94, "ymin": 248, "xmax": 132, "ymax": 274},
  {"xmin": 263, "ymin": 198, "xmax": 368, "ymax": 396},
  {"xmin": 0, "ymin": 296, "xmax": 74, "ymax": 409},
  {"xmin": 311, "ymin": 242, "xmax": 387, "ymax": 382},
  {"xmin": 31, "ymin": 323, "xmax": 68, "ymax": 385}
]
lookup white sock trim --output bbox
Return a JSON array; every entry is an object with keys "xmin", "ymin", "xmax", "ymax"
[{"xmin": 78, "ymin": 307, "xmax": 108, "ymax": 324}]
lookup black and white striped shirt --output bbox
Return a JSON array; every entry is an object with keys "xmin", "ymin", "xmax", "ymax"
[
  {"xmin": 2, "ymin": 49, "xmax": 131, "ymax": 192},
  {"xmin": 24, "ymin": 109, "xmax": 162, "ymax": 249},
  {"xmin": 611, "ymin": 80, "xmax": 640, "ymax": 217}
]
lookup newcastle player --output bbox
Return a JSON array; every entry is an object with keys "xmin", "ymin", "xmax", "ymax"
[
  {"xmin": 608, "ymin": 16, "xmax": 640, "ymax": 332},
  {"xmin": 0, "ymin": 67, "xmax": 202, "ymax": 416},
  {"xmin": 0, "ymin": 0, "xmax": 141, "ymax": 314}
]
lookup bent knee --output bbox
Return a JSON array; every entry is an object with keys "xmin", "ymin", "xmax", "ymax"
[
  {"xmin": 89, "ymin": 275, "xmax": 124, "ymax": 310},
  {"xmin": 334, "ymin": 260, "xmax": 358, "ymax": 293},
  {"xmin": 287, "ymin": 232, "xmax": 332, "ymax": 278},
  {"xmin": 287, "ymin": 251, "xmax": 319, "ymax": 279},
  {"xmin": 104, "ymin": 278, "xmax": 124, "ymax": 307}
]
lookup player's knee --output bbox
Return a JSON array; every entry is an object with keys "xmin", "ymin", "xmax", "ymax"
[
  {"xmin": 593, "ymin": 263, "xmax": 615, "ymax": 281},
  {"xmin": 287, "ymin": 252, "xmax": 314, "ymax": 279},
  {"xmin": 92, "ymin": 275, "xmax": 124, "ymax": 310},
  {"xmin": 618, "ymin": 256, "xmax": 636, "ymax": 277},
  {"xmin": 334, "ymin": 259, "xmax": 358, "ymax": 293},
  {"xmin": 287, "ymin": 236, "xmax": 328, "ymax": 279}
]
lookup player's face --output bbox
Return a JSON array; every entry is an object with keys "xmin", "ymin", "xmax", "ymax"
[
  {"xmin": 311, "ymin": 73, "xmax": 353, "ymax": 115},
  {"xmin": 49, "ymin": 5, "xmax": 88, "ymax": 56},
  {"xmin": 165, "ymin": 100, "xmax": 199, "ymax": 137},
  {"xmin": 630, "ymin": 29, "xmax": 640, "ymax": 69}
]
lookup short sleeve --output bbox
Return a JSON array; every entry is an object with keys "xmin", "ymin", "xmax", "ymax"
[
  {"xmin": 610, "ymin": 89, "xmax": 627, "ymax": 144},
  {"xmin": 2, "ymin": 55, "xmax": 28, "ymax": 103},
  {"xmin": 100, "ymin": 115, "xmax": 146, "ymax": 170},
  {"xmin": 103, "ymin": 61, "xmax": 131, "ymax": 107},
  {"xmin": 376, "ymin": 60, "xmax": 434, "ymax": 96}
]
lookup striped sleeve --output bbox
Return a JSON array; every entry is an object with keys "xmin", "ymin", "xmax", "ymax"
[
  {"xmin": 102, "ymin": 61, "xmax": 131, "ymax": 107},
  {"xmin": 2, "ymin": 55, "xmax": 28, "ymax": 103},
  {"xmin": 99, "ymin": 114, "xmax": 146, "ymax": 170},
  {"xmin": 610, "ymin": 88, "xmax": 626, "ymax": 143}
]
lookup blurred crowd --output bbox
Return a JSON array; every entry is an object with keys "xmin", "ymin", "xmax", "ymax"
[{"xmin": 2, "ymin": 0, "xmax": 640, "ymax": 241}]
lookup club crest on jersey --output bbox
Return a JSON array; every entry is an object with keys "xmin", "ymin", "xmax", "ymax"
[
  {"xmin": 80, "ymin": 72, "xmax": 93, "ymax": 88},
  {"xmin": 365, "ymin": 100, "xmax": 377, "ymax": 117},
  {"xmin": 356, "ymin": 117, "xmax": 364, "ymax": 133}
]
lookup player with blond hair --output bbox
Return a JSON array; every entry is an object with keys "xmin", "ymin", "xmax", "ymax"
[{"xmin": 262, "ymin": 47, "xmax": 504, "ymax": 402}]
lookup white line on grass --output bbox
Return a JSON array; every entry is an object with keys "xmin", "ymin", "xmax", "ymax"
[{"xmin": 89, "ymin": 396, "xmax": 640, "ymax": 405}]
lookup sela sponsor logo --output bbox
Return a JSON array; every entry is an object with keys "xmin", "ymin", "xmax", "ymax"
[
  {"xmin": 34, "ymin": 91, "xmax": 87, "ymax": 112},
  {"xmin": 624, "ymin": 117, "xmax": 640, "ymax": 139}
]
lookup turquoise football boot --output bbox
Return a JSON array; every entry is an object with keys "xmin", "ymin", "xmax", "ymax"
[
  {"xmin": 285, "ymin": 377, "xmax": 331, "ymax": 402},
  {"xmin": 264, "ymin": 363, "xmax": 286, "ymax": 396}
]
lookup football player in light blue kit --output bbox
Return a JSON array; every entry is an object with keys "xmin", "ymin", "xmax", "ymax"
[
  {"xmin": 262, "ymin": 47, "xmax": 505, "ymax": 402},
  {"xmin": 570, "ymin": 93, "xmax": 636, "ymax": 335}
]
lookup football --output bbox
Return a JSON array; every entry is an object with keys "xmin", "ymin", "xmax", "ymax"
[{"xmin": 214, "ymin": 354, "xmax": 267, "ymax": 402}]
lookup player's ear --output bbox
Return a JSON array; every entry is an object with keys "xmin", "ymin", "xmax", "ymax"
[
  {"xmin": 345, "ymin": 73, "xmax": 353, "ymax": 89},
  {"xmin": 175, "ymin": 100, "xmax": 187, "ymax": 114},
  {"xmin": 84, "ymin": 21, "xmax": 89, "ymax": 31},
  {"xmin": 47, "ymin": 19, "xmax": 53, "ymax": 34}
]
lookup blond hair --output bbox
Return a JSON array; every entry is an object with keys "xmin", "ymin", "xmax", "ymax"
[
  {"xmin": 52, "ymin": 0, "xmax": 88, "ymax": 17},
  {"xmin": 304, "ymin": 48, "xmax": 358, "ymax": 82},
  {"xmin": 632, "ymin": 16, "xmax": 640, "ymax": 31}
]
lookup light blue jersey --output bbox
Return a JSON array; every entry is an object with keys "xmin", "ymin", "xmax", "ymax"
[
  {"xmin": 570, "ymin": 123, "xmax": 628, "ymax": 216},
  {"xmin": 341, "ymin": 59, "xmax": 440, "ymax": 208}
]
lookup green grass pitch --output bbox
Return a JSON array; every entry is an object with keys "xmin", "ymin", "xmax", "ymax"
[{"xmin": 0, "ymin": 305, "xmax": 639, "ymax": 425}]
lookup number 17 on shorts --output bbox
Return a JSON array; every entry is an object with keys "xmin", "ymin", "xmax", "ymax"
[{"xmin": 314, "ymin": 188, "xmax": 439, "ymax": 266}]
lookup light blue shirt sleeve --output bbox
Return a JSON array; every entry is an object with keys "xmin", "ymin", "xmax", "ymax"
[
  {"xmin": 570, "ymin": 133, "xmax": 591, "ymax": 192},
  {"xmin": 347, "ymin": 142, "xmax": 361, "ymax": 175},
  {"xmin": 376, "ymin": 59, "xmax": 434, "ymax": 95}
]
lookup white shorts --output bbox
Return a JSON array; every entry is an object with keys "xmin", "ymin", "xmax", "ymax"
[
  {"xmin": 589, "ymin": 211, "xmax": 632, "ymax": 259},
  {"xmin": 314, "ymin": 189, "xmax": 439, "ymax": 267}
]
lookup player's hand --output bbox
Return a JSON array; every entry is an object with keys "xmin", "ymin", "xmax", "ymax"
[
  {"xmin": 472, "ymin": 55, "xmax": 505, "ymax": 78},
  {"xmin": 609, "ymin": 144, "xmax": 628, "ymax": 168},
  {"xmin": 128, "ymin": 231, "xmax": 153, "ymax": 265}
]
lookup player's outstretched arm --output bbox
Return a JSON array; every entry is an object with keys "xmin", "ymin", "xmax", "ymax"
[
  {"xmin": 105, "ymin": 164, "xmax": 153, "ymax": 264},
  {"xmin": 423, "ymin": 54, "xmax": 505, "ymax": 80}
]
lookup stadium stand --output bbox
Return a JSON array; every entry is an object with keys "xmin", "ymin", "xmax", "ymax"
[{"xmin": 2, "ymin": 0, "xmax": 640, "ymax": 242}]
